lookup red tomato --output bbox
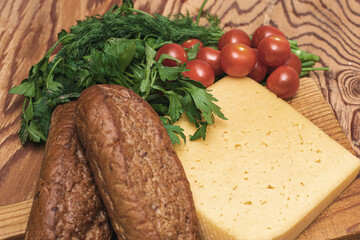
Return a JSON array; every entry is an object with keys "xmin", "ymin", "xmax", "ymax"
[
  {"xmin": 268, "ymin": 52, "xmax": 302, "ymax": 75},
  {"xmin": 266, "ymin": 65, "xmax": 299, "ymax": 99},
  {"xmin": 258, "ymin": 35, "xmax": 291, "ymax": 67},
  {"xmin": 183, "ymin": 59, "xmax": 215, "ymax": 88},
  {"xmin": 182, "ymin": 39, "xmax": 204, "ymax": 50},
  {"xmin": 251, "ymin": 25, "xmax": 286, "ymax": 48},
  {"xmin": 218, "ymin": 29, "xmax": 251, "ymax": 50},
  {"xmin": 196, "ymin": 47, "xmax": 223, "ymax": 76},
  {"xmin": 283, "ymin": 52, "xmax": 302, "ymax": 75},
  {"xmin": 220, "ymin": 43, "xmax": 256, "ymax": 77},
  {"xmin": 155, "ymin": 43, "xmax": 188, "ymax": 67},
  {"xmin": 247, "ymin": 49, "xmax": 269, "ymax": 82}
]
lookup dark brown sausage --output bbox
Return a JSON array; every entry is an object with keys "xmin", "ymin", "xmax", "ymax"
[
  {"xmin": 75, "ymin": 85, "xmax": 200, "ymax": 240},
  {"xmin": 25, "ymin": 102, "xmax": 112, "ymax": 240}
]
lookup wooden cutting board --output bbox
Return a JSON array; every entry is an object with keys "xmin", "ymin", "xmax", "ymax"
[{"xmin": 0, "ymin": 77, "xmax": 359, "ymax": 240}]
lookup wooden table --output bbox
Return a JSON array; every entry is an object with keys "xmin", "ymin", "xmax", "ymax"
[{"xmin": 0, "ymin": 0, "xmax": 359, "ymax": 239}]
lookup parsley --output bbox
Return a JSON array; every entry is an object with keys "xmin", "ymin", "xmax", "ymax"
[{"xmin": 9, "ymin": 0, "xmax": 226, "ymax": 145}]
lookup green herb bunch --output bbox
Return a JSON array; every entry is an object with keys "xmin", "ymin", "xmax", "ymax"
[
  {"xmin": 9, "ymin": 0, "xmax": 325, "ymax": 145},
  {"xmin": 9, "ymin": 0, "xmax": 226, "ymax": 145}
]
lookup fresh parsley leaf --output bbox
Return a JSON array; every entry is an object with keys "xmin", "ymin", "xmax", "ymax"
[
  {"xmin": 46, "ymin": 77, "xmax": 63, "ymax": 93},
  {"xmin": 9, "ymin": 81, "xmax": 35, "ymax": 98},
  {"xmin": 140, "ymin": 43, "xmax": 156, "ymax": 93},
  {"xmin": 23, "ymin": 98, "xmax": 34, "ymax": 123},
  {"xmin": 181, "ymin": 79, "xmax": 226, "ymax": 123},
  {"xmin": 190, "ymin": 122, "xmax": 208, "ymax": 141},
  {"xmin": 157, "ymin": 63, "xmax": 187, "ymax": 82},
  {"xmin": 182, "ymin": 92, "xmax": 201, "ymax": 128},
  {"xmin": 27, "ymin": 121, "xmax": 47, "ymax": 143},
  {"xmin": 186, "ymin": 88, "xmax": 218, "ymax": 124},
  {"xmin": 167, "ymin": 91, "xmax": 184, "ymax": 123},
  {"xmin": 33, "ymin": 98, "xmax": 53, "ymax": 139},
  {"xmin": 160, "ymin": 116, "xmax": 186, "ymax": 145},
  {"xmin": 106, "ymin": 38, "xmax": 137, "ymax": 73},
  {"xmin": 186, "ymin": 43, "xmax": 200, "ymax": 60},
  {"xmin": 150, "ymin": 103, "xmax": 169, "ymax": 115}
]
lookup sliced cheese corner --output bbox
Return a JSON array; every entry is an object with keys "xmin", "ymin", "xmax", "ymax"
[{"xmin": 174, "ymin": 76, "xmax": 360, "ymax": 240}]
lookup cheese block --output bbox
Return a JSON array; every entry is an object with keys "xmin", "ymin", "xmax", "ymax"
[{"xmin": 174, "ymin": 76, "xmax": 360, "ymax": 240}]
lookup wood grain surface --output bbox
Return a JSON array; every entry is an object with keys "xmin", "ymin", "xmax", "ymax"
[
  {"xmin": 0, "ymin": 200, "xmax": 32, "ymax": 239},
  {"xmin": 0, "ymin": 0, "xmax": 359, "ymax": 239}
]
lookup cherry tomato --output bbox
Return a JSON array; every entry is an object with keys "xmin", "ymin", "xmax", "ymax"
[
  {"xmin": 258, "ymin": 35, "xmax": 291, "ymax": 67},
  {"xmin": 182, "ymin": 39, "xmax": 204, "ymax": 50},
  {"xmin": 196, "ymin": 47, "xmax": 223, "ymax": 76},
  {"xmin": 251, "ymin": 25, "xmax": 286, "ymax": 48},
  {"xmin": 266, "ymin": 65, "xmax": 299, "ymax": 99},
  {"xmin": 283, "ymin": 52, "xmax": 302, "ymax": 75},
  {"xmin": 220, "ymin": 43, "xmax": 256, "ymax": 77},
  {"xmin": 247, "ymin": 49, "xmax": 269, "ymax": 82},
  {"xmin": 183, "ymin": 59, "xmax": 215, "ymax": 87},
  {"xmin": 218, "ymin": 29, "xmax": 251, "ymax": 50},
  {"xmin": 268, "ymin": 52, "xmax": 302, "ymax": 75},
  {"xmin": 155, "ymin": 43, "xmax": 188, "ymax": 67}
]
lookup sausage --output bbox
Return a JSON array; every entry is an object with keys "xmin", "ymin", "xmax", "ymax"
[
  {"xmin": 25, "ymin": 102, "xmax": 112, "ymax": 240},
  {"xmin": 75, "ymin": 84, "xmax": 200, "ymax": 240}
]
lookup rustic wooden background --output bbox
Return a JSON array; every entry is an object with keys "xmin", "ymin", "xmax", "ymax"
[{"xmin": 0, "ymin": 0, "xmax": 359, "ymax": 239}]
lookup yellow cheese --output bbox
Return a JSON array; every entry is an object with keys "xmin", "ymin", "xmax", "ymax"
[{"xmin": 174, "ymin": 76, "xmax": 360, "ymax": 240}]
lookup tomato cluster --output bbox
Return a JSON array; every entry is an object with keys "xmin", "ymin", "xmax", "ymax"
[
  {"xmin": 155, "ymin": 25, "xmax": 301, "ymax": 99},
  {"xmin": 219, "ymin": 26, "xmax": 300, "ymax": 99},
  {"xmin": 156, "ymin": 41, "xmax": 217, "ymax": 88}
]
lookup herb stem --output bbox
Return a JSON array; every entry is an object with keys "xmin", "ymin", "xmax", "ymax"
[
  {"xmin": 302, "ymin": 67, "xmax": 329, "ymax": 71},
  {"xmin": 143, "ymin": 71, "xmax": 157, "ymax": 100},
  {"xmin": 288, "ymin": 39, "xmax": 298, "ymax": 47},
  {"xmin": 301, "ymin": 61, "xmax": 316, "ymax": 68},
  {"xmin": 124, "ymin": 71, "xmax": 135, "ymax": 78},
  {"xmin": 47, "ymin": 34, "xmax": 73, "ymax": 58},
  {"xmin": 46, "ymin": 58, "xmax": 62, "ymax": 89},
  {"xmin": 112, "ymin": 76, "xmax": 131, "ymax": 89},
  {"xmin": 153, "ymin": 41, "xmax": 173, "ymax": 50},
  {"xmin": 292, "ymin": 49, "xmax": 319, "ymax": 62},
  {"xmin": 196, "ymin": 0, "xmax": 208, "ymax": 25},
  {"xmin": 130, "ymin": 8, "xmax": 154, "ymax": 18},
  {"xmin": 300, "ymin": 71, "xmax": 310, "ymax": 77}
]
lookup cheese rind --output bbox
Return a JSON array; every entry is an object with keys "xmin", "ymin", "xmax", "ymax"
[{"xmin": 174, "ymin": 77, "xmax": 360, "ymax": 240}]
